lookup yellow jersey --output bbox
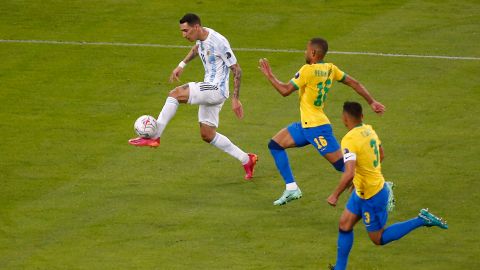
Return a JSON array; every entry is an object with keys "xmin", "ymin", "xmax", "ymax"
[
  {"xmin": 341, "ymin": 124, "xmax": 385, "ymax": 199},
  {"xmin": 290, "ymin": 62, "xmax": 346, "ymax": 128}
]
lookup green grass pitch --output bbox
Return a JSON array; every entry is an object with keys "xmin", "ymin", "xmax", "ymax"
[{"xmin": 1, "ymin": 0, "xmax": 479, "ymax": 269}]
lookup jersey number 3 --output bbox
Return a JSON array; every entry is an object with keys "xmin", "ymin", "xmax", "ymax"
[{"xmin": 370, "ymin": 139, "xmax": 380, "ymax": 167}]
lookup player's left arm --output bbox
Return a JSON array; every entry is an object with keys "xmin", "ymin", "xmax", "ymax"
[
  {"xmin": 327, "ymin": 158, "xmax": 356, "ymax": 207},
  {"xmin": 342, "ymin": 75, "xmax": 386, "ymax": 115},
  {"xmin": 230, "ymin": 63, "xmax": 244, "ymax": 119}
]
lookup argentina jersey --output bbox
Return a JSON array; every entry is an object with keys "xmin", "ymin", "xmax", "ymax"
[{"xmin": 196, "ymin": 28, "xmax": 237, "ymax": 98}]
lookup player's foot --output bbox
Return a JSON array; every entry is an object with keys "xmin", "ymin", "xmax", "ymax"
[
  {"xmin": 328, "ymin": 264, "xmax": 335, "ymax": 270},
  {"xmin": 243, "ymin": 153, "xmax": 258, "ymax": 180},
  {"xmin": 273, "ymin": 188, "xmax": 302, "ymax": 206},
  {"xmin": 418, "ymin": 208, "xmax": 448, "ymax": 229},
  {"xmin": 128, "ymin": 137, "xmax": 160, "ymax": 147},
  {"xmin": 385, "ymin": 181, "xmax": 396, "ymax": 212}
]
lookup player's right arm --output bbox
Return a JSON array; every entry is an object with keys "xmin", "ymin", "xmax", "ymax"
[
  {"xmin": 258, "ymin": 58, "xmax": 297, "ymax": 97},
  {"xmin": 327, "ymin": 137, "xmax": 357, "ymax": 207},
  {"xmin": 169, "ymin": 44, "xmax": 199, "ymax": 83},
  {"xmin": 327, "ymin": 159, "xmax": 356, "ymax": 207}
]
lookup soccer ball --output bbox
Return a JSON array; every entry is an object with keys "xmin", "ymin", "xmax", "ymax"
[{"xmin": 134, "ymin": 115, "xmax": 158, "ymax": 138}]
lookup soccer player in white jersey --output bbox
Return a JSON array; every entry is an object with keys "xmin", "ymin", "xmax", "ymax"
[{"xmin": 129, "ymin": 13, "xmax": 258, "ymax": 180}]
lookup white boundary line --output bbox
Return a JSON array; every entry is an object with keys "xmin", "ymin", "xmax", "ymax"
[{"xmin": 1, "ymin": 39, "xmax": 479, "ymax": 61}]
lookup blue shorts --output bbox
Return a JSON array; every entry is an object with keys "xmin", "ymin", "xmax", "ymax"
[
  {"xmin": 346, "ymin": 183, "xmax": 389, "ymax": 232},
  {"xmin": 286, "ymin": 122, "xmax": 341, "ymax": 156}
]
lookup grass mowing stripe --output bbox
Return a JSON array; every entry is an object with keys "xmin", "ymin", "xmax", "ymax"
[{"xmin": 1, "ymin": 39, "xmax": 479, "ymax": 61}]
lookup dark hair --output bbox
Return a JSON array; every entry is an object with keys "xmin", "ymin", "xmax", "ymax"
[
  {"xmin": 179, "ymin": 13, "xmax": 201, "ymax": 26},
  {"xmin": 343, "ymin": 101, "xmax": 363, "ymax": 119},
  {"xmin": 310, "ymin": 38, "xmax": 328, "ymax": 57}
]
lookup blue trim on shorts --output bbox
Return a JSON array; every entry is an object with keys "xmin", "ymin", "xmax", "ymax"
[
  {"xmin": 286, "ymin": 122, "xmax": 341, "ymax": 156},
  {"xmin": 346, "ymin": 183, "xmax": 389, "ymax": 232}
]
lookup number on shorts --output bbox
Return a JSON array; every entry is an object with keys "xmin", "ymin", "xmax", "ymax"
[
  {"xmin": 364, "ymin": 212, "xmax": 371, "ymax": 224},
  {"xmin": 314, "ymin": 136, "xmax": 328, "ymax": 149}
]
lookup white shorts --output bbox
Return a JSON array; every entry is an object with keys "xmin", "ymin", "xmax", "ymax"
[{"xmin": 187, "ymin": 82, "xmax": 227, "ymax": 127}]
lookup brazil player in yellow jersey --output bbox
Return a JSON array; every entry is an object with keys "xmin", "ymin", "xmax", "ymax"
[
  {"xmin": 259, "ymin": 38, "xmax": 385, "ymax": 205},
  {"xmin": 326, "ymin": 102, "xmax": 448, "ymax": 270}
]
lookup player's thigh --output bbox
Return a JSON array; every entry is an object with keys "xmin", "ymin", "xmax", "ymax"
[
  {"xmin": 339, "ymin": 192, "xmax": 363, "ymax": 231},
  {"xmin": 188, "ymin": 82, "xmax": 225, "ymax": 105},
  {"xmin": 271, "ymin": 128, "xmax": 296, "ymax": 149},
  {"xmin": 168, "ymin": 83, "xmax": 190, "ymax": 103},
  {"xmin": 304, "ymin": 124, "xmax": 341, "ymax": 158},
  {"xmin": 273, "ymin": 122, "xmax": 309, "ymax": 149},
  {"xmin": 362, "ymin": 185, "xmax": 389, "ymax": 234},
  {"xmin": 198, "ymin": 102, "xmax": 224, "ymax": 129}
]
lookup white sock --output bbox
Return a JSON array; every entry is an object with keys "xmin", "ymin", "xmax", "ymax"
[
  {"xmin": 286, "ymin": 182, "xmax": 298, "ymax": 190},
  {"xmin": 210, "ymin": 133, "xmax": 249, "ymax": 165},
  {"xmin": 155, "ymin": 97, "xmax": 179, "ymax": 138}
]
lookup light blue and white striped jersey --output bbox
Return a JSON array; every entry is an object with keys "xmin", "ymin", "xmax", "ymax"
[{"xmin": 196, "ymin": 27, "xmax": 237, "ymax": 98}]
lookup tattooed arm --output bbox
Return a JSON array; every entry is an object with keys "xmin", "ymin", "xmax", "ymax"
[{"xmin": 230, "ymin": 63, "xmax": 244, "ymax": 119}]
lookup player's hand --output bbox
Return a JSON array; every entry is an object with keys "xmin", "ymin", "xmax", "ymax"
[
  {"xmin": 327, "ymin": 194, "xmax": 338, "ymax": 207},
  {"xmin": 169, "ymin": 66, "xmax": 184, "ymax": 83},
  {"xmin": 258, "ymin": 58, "xmax": 273, "ymax": 78},
  {"xmin": 232, "ymin": 98, "xmax": 244, "ymax": 119},
  {"xmin": 370, "ymin": 100, "xmax": 386, "ymax": 115}
]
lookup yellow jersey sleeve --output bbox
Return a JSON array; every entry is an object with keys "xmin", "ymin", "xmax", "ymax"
[
  {"xmin": 290, "ymin": 65, "xmax": 309, "ymax": 90},
  {"xmin": 341, "ymin": 135, "xmax": 357, "ymax": 156},
  {"xmin": 332, "ymin": 64, "xmax": 346, "ymax": 82}
]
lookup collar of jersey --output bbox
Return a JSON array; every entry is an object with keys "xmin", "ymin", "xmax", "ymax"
[{"xmin": 199, "ymin": 27, "xmax": 211, "ymax": 42}]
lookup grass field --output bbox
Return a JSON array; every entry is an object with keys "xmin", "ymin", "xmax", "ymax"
[{"xmin": 1, "ymin": 0, "xmax": 479, "ymax": 269}]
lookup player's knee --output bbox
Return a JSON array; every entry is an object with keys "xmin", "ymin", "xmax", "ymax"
[
  {"xmin": 332, "ymin": 158, "xmax": 345, "ymax": 172},
  {"xmin": 168, "ymin": 87, "xmax": 182, "ymax": 98},
  {"xmin": 200, "ymin": 132, "xmax": 213, "ymax": 143},
  {"xmin": 338, "ymin": 219, "xmax": 353, "ymax": 232},
  {"xmin": 268, "ymin": 139, "xmax": 284, "ymax": 150},
  {"xmin": 201, "ymin": 134, "xmax": 212, "ymax": 143},
  {"xmin": 200, "ymin": 129, "xmax": 215, "ymax": 143},
  {"xmin": 371, "ymin": 237, "xmax": 383, "ymax": 246}
]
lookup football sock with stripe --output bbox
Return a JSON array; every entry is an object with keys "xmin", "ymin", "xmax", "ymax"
[
  {"xmin": 210, "ymin": 133, "xmax": 249, "ymax": 165},
  {"xmin": 335, "ymin": 229, "xmax": 354, "ymax": 270},
  {"xmin": 156, "ymin": 97, "xmax": 179, "ymax": 138},
  {"xmin": 380, "ymin": 217, "xmax": 425, "ymax": 245}
]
